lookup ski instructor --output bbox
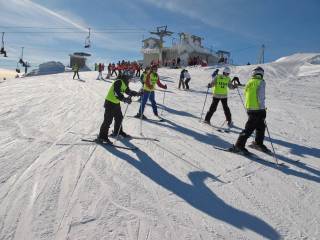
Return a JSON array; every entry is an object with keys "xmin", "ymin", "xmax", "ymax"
[
  {"xmin": 98, "ymin": 70, "xmax": 142, "ymax": 144},
  {"xmin": 230, "ymin": 66, "xmax": 269, "ymax": 153}
]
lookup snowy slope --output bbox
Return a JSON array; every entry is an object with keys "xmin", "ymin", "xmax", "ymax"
[{"xmin": 0, "ymin": 54, "xmax": 320, "ymax": 240}]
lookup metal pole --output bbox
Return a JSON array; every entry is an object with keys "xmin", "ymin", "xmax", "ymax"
[
  {"xmin": 265, "ymin": 121, "xmax": 279, "ymax": 166},
  {"xmin": 160, "ymin": 90, "xmax": 166, "ymax": 116},
  {"xmin": 199, "ymin": 87, "xmax": 210, "ymax": 122}
]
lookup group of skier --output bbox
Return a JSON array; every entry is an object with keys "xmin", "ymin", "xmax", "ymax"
[
  {"xmin": 97, "ymin": 64, "xmax": 167, "ymax": 143},
  {"xmin": 97, "ymin": 63, "xmax": 270, "ymax": 155}
]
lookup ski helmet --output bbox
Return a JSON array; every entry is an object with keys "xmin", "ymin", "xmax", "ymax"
[
  {"xmin": 223, "ymin": 67, "xmax": 231, "ymax": 75},
  {"xmin": 252, "ymin": 66, "xmax": 264, "ymax": 77}
]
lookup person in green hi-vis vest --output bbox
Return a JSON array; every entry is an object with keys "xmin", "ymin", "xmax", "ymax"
[
  {"xmin": 98, "ymin": 70, "xmax": 142, "ymax": 144},
  {"xmin": 230, "ymin": 66, "xmax": 269, "ymax": 154},
  {"xmin": 204, "ymin": 67, "xmax": 235, "ymax": 127},
  {"xmin": 72, "ymin": 63, "xmax": 80, "ymax": 80}
]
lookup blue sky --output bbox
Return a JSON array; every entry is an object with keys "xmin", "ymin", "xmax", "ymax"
[{"xmin": 0, "ymin": 0, "xmax": 319, "ymax": 70}]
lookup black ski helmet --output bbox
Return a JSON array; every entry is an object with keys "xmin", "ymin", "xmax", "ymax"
[{"xmin": 252, "ymin": 66, "xmax": 264, "ymax": 77}]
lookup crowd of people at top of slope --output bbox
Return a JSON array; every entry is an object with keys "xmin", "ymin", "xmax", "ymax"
[{"xmin": 92, "ymin": 61, "xmax": 269, "ymax": 156}]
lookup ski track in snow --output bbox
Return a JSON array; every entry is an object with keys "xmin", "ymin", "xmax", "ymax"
[{"xmin": 1, "ymin": 54, "xmax": 320, "ymax": 240}]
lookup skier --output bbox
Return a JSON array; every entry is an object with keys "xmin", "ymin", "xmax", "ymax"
[
  {"xmin": 230, "ymin": 66, "xmax": 269, "ymax": 153},
  {"xmin": 204, "ymin": 67, "xmax": 235, "ymax": 127},
  {"xmin": 72, "ymin": 63, "xmax": 80, "ymax": 80},
  {"xmin": 97, "ymin": 70, "xmax": 142, "ymax": 143},
  {"xmin": 96, "ymin": 63, "xmax": 104, "ymax": 80},
  {"xmin": 137, "ymin": 66, "xmax": 150, "ymax": 102},
  {"xmin": 211, "ymin": 69, "xmax": 219, "ymax": 79},
  {"xmin": 135, "ymin": 64, "xmax": 167, "ymax": 119},
  {"xmin": 184, "ymin": 70, "xmax": 191, "ymax": 90},
  {"xmin": 178, "ymin": 69, "xmax": 186, "ymax": 89}
]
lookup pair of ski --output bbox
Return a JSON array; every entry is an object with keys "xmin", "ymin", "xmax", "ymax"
[
  {"xmin": 81, "ymin": 135, "xmax": 159, "ymax": 151},
  {"xmin": 128, "ymin": 115, "xmax": 165, "ymax": 122},
  {"xmin": 213, "ymin": 144, "xmax": 284, "ymax": 167}
]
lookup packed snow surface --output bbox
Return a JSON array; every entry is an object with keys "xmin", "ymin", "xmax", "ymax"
[{"xmin": 0, "ymin": 53, "xmax": 319, "ymax": 240}]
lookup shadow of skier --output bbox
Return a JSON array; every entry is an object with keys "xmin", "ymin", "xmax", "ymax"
[{"xmin": 100, "ymin": 142, "xmax": 280, "ymax": 240}]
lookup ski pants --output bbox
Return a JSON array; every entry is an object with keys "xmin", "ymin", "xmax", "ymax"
[
  {"xmin": 185, "ymin": 78, "xmax": 191, "ymax": 89},
  {"xmin": 178, "ymin": 78, "xmax": 185, "ymax": 89},
  {"xmin": 138, "ymin": 91, "xmax": 158, "ymax": 116},
  {"xmin": 73, "ymin": 71, "xmax": 80, "ymax": 79},
  {"xmin": 99, "ymin": 100, "xmax": 123, "ymax": 139},
  {"xmin": 235, "ymin": 110, "xmax": 266, "ymax": 148},
  {"xmin": 205, "ymin": 97, "xmax": 231, "ymax": 123}
]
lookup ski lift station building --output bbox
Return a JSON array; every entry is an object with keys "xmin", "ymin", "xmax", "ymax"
[
  {"xmin": 141, "ymin": 32, "xmax": 223, "ymax": 67},
  {"xmin": 69, "ymin": 52, "xmax": 91, "ymax": 70}
]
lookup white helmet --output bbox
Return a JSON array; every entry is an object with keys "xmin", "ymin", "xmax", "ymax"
[
  {"xmin": 252, "ymin": 66, "xmax": 264, "ymax": 77},
  {"xmin": 223, "ymin": 67, "xmax": 231, "ymax": 74}
]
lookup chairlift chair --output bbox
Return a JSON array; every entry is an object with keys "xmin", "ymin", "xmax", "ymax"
[
  {"xmin": 16, "ymin": 62, "xmax": 20, "ymax": 73},
  {"xmin": 84, "ymin": 28, "xmax": 91, "ymax": 48},
  {"xmin": 1, "ymin": 32, "xmax": 8, "ymax": 57}
]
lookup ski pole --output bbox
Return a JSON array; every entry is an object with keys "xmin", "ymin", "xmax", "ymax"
[
  {"xmin": 265, "ymin": 120, "xmax": 279, "ymax": 166},
  {"xmin": 199, "ymin": 87, "xmax": 210, "ymax": 122},
  {"xmin": 115, "ymin": 97, "xmax": 131, "ymax": 143},
  {"xmin": 236, "ymin": 87, "xmax": 246, "ymax": 113},
  {"xmin": 160, "ymin": 90, "xmax": 166, "ymax": 116}
]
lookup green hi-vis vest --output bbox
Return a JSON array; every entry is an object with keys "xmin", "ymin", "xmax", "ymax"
[
  {"xmin": 144, "ymin": 72, "xmax": 158, "ymax": 92},
  {"xmin": 245, "ymin": 77, "xmax": 262, "ymax": 110},
  {"xmin": 212, "ymin": 75, "xmax": 231, "ymax": 96},
  {"xmin": 106, "ymin": 79, "xmax": 127, "ymax": 104}
]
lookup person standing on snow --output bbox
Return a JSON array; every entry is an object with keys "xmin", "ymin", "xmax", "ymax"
[
  {"xmin": 96, "ymin": 63, "xmax": 104, "ymax": 80},
  {"xmin": 211, "ymin": 69, "xmax": 219, "ymax": 79},
  {"xmin": 184, "ymin": 70, "xmax": 191, "ymax": 90},
  {"xmin": 204, "ymin": 66, "xmax": 235, "ymax": 127},
  {"xmin": 72, "ymin": 63, "xmax": 80, "ymax": 80},
  {"xmin": 230, "ymin": 66, "xmax": 269, "ymax": 153},
  {"xmin": 98, "ymin": 71, "xmax": 142, "ymax": 143},
  {"xmin": 135, "ymin": 65, "xmax": 167, "ymax": 119},
  {"xmin": 178, "ymin": 69, "xmax": 186, "ymax": 89}
]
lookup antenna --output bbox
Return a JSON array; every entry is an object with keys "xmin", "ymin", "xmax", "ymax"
[{"xmin": 257, "ymin": 44, "xmax": 265, "ymax": 64}]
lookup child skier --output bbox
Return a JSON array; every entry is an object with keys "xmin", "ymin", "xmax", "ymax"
[
  {"xmin": 204, "ymin": 67, "xmax": 235, "ymax": 127},
  {"xmin": 230, "ymin": 66, "xmax": 269, "ymax": 153},
  {"xmin": 135, "ymin": 65, "xmax": 167, "ymax": 119},
  {"xmin": 98, "ymin": 70, "xmax": 142, "ymax": 143}
]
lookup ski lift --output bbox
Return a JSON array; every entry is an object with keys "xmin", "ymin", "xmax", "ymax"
[
  {"xmin": 0, "ymin": 32, "xmax": 8, "ymax": 57},
  {"xmin": 16, "ymin": 62, "xmax": 20, "ymax": 73},
  {"xmin": 84, "ymin": 28, "xmax": 91, "ymax": 48},
  {"xmin": 16, "ymin": 47, "xmax": 30, "ymax": 73}
]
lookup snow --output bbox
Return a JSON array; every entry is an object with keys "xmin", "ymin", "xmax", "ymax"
[
  {"xmin": 0, "ymin": 68, "xmax": 19, "ymax": 79},
  {"xmin": 0, "ymin": 53, "xmax": 320, "ymax": 240}
]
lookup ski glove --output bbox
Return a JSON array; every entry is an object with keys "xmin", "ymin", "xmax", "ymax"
[
  {"xmin": 123, "ymin": 97, "xmax": 132, "ymax": 104},
  {"xmin": 207, "ymin": 83, "xmax": 211, "ymax": 88},
  {"xmin": 163, "ymin": 84, "xmax": 167, "ymax": 89}
]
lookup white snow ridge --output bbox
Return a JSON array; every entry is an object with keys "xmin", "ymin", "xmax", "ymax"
[{"xmin": 0, "ymin": 53, "xmax": 320, "ymax": 240}]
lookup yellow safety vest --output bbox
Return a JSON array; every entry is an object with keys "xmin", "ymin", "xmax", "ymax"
[
  {"xmin": 245, "ymin": 77, "xmax": 262, "ymax": 110},
  {"xmin": 144, "ymin": 72, "xmax": 158, "ymax": 92},
  {"xmin": 212, "ymin": 75, "xmax": 231, "ymax": 96},
  {"xmin": 106, "ymin": 79, "xmax": 127, "ymax": 104}
]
